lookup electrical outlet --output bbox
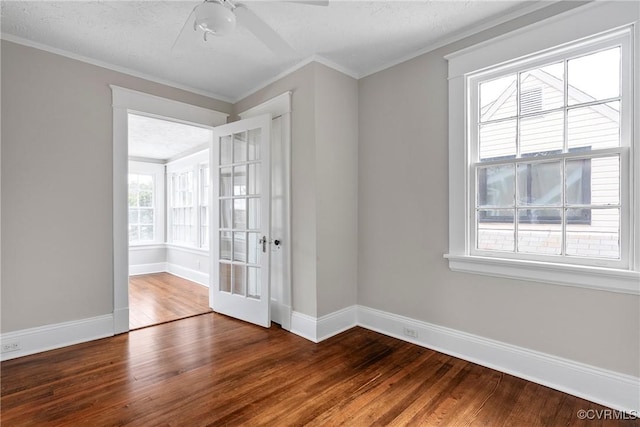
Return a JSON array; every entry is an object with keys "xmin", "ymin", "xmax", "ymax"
[
  {"xmin": 1, "ymin": 341, "xmax": 21, "ymax": 353},
  {"xmin": 403, "ymin": 327, "xmax": 418, "ymax": 339}
]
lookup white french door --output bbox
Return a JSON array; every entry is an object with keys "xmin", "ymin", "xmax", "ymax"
[{"xmin": 210, "ymin": 114, "xmax": 272, "ymax": 327}]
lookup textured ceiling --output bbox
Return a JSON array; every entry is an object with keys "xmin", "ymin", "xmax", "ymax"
[
  {"xmin": 1, "ymin": 1, "xmax": 540, "ymax": 102},
  {"xmin": 128, "ymin": 113, "xmax": 212, "ymax": 160}
]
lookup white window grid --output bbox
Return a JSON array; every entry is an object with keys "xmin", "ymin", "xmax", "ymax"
[
  {"xmin": 466, "ymin": 30, "xmax": 632, "ymax": 269},
  {"xmin": 128, "ymin": 173, "xmax": 155, "ymax": 244},
  {"xmin": 170, "ymin": 170, "xmax": 196, "ymax": 245}
]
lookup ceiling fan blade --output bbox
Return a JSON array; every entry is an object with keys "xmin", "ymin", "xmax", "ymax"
[
  {"xmin": 234, "ymin": 4, "xmax": 296, "ymax": 57},
  {"xmin": 286, "ymin": 0, "xmax": 329, "ymax": 6},
  {"xmin": 171, "ymin": 4, "xmax": 199, "ymax": 52}
]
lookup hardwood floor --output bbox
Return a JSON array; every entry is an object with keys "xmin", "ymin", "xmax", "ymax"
[
  {"xmin": 2, "ymin": 314, "xmax": 636, "ymax": 426},
  {"xmin": 129, "ymin": 272, "xmax": 211, "ymax": 330}
]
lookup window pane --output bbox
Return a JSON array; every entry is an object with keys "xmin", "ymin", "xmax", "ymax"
[
  {"xmin": 568, "ymin": 47, "xmax": 620, "ymax": 105},
  {"xmin": 140, "ymin": 226, "xmax": 153, "ymax": 241},
  {"xmin": 480, "ymin": 74, "xmax": 517, "ymax": 122},
  {"xmin": 477, "ymin": 164, "xmax": 514, "ymax": 207},
  {"xmin": 568, "ymin": 101, "xmax": 620, "ymax": 151},
  {"xmin": 233, "ymin": 166, "xmax": 247, "ymax": 196},
  {"xmin": 128, "ymin": 209, "xmax": 139, "ymax": 225},
  {"xmin": 247, "ymin": 267, "xmax": 261, "ymax": 299},
  {"xmin": 220, "ymin": 231, "xmax": 232, "ymax": 260},
  {"xmin": 220, "ymin": 135, "xmax": 233, "ymax": 165},
  {"xmin": 138, "ymin": 191, "xmax": 153, "ymax": 207},
  {"xmin": 479, "ymin": 119, "xmax": 517, "ymax": 161},
  {"xmin": 219, "ymin": 263, "xmax": 231, "ymax": 293},
  {"xmin": 220, "ymin": 199, "xmax": 232, "ymax": 229},
  {"xmin": 477, "ymin": 209, "xmax": 514, "ymax": 252},
  {"xmin": 517, "ymin": 162, "xmax": 562, "ymax": 206},
  {"xmin": 138, "ymin": 175, "xmax": 153, "ymax": 191},
  {"xmin": 591, "ymin": 156, "xmax": 619, "ymax": 205},
  {"xmin": 565, "ymin": 158, "xmax": 592, "ymax": 205},
  {"xmin": 517, "ymin": 209, "xmax": 562, "ymax": 255},
  {"xmin": 248, "ymin": 163, "xmax": 260, "ymax": 195},
  {"xmin": 520, "ymin": 62, "xmax": 564, "ymax": 113},
  {"xmin": 220, "ymin": 167, "xmax": 232, "ymax": 197},
  {"xmin": 233, "ymin": 198, "xmax": 246, "ymax": 229},
  {"xmin": 128, "ymin": 225, "xmax": 139, "ymax": 243},
  {"xmin": 248, "ymin": 198, "xmax": 260, "ymax": 230},
  {"xmin": 233, "ymin": 232, "xmax": 246, "ymax": 262},
  {"xmin": 233, "ymin": 132, "xmax": 247, "ymax": 163},
  {"xmin": 519, "ymin": 111, "xmax": 563, "ymax": 156},
  {"xmin": 232, "ymin": 264, "xmax": 246, "ymax": 296},
  {"xmin": 139, "ymin": 208, "xmax": 153, "ymax": 224},
  {"xmin": 248, "ymin": 128, "xmax": 261, "ymax": 161},
  {"xmin": 566, "ymin": 208, "xmax": 619, "ymax": 259},
  {"xmin": 248, "ymin": 232, "xmax": 260, "ymax": 264}
]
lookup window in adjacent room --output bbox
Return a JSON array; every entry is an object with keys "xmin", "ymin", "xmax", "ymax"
[{"xmin": 128, "ymin": 173, "xmax": 155, "ymax": 243}]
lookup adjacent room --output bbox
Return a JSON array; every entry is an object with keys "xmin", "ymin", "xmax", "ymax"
[
  {"xmin": 127, "ymin": 113, "xmax": 213, "ymax": 329},
  {"xmin": 1, "ymin": 1, "xmax": 639, "ymax": 425}
]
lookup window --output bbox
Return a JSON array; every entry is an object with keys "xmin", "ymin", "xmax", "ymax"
[
  {"xmin": 167, "ymin": 150, "xmax": 210, "ymax": 249},
  {"xmin": 445, "ymin": 2, "xmax": 639, "ymax": 294},
  {"xmin": 199, "ymin": 163, "xmax": 210, "ymax": 249},
  {"xmin": 128, "ymin": 173, "xmax": 155, "ymax": 243},
  {"xmin": 169, "ymin": 170, "xmax": 196, "ymax": 245},
  {"xmin": 471, "ymin": 44, "xmax": 625, "ymax": 263}
]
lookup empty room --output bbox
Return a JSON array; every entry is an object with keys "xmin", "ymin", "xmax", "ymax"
[{"xmin": 1, "ymin": 1, "xmax": 639, "ymax": 425}]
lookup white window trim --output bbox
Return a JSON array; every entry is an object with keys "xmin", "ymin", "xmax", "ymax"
[{"xmin": 444, "ymin": 1, "xmax": 640, "ymax": 295}]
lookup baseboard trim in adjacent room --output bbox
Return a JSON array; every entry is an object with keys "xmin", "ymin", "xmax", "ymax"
[
  {"xmin": 166, "ymin": 263, "xmax": 209, "ymax": 287},
  {"xmin": 0, "ymin": 314, "xmax": 114, "ymax": 362},
  {"xmin": 129, "ymin": 262, "xmax": 168, "ymax": 276},
  {"xmin": 357, "ymin": 305, "xmax": 640, "ymax": 415}
]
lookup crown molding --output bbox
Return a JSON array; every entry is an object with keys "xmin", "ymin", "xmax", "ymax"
[{"xmin": 0, "ymin": 33, "xmax": 235, "ymax": 104}]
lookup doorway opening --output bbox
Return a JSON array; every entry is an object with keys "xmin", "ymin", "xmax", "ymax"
[{"xmin": 127, "ymin": 112, "xmax": 213, "ymax": 329}]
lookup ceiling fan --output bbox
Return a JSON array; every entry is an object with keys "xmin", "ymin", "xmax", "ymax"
[{"xmin": 174, "ymin": 0, "xmax": 328, "ymax": 57}]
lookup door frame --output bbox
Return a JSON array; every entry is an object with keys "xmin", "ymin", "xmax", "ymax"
[
  {"xmin": 238, "ymin": 92, "xmax": 292, "ymax": 330},
  {"xmin": 111, "ymin": 85, "xmax": 228, "ymax": 334}
]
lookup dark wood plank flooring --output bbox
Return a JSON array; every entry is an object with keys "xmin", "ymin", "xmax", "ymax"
[
  {"xmin": 129, "ymin": 272, "xmax": 211, "ymax": 330},
  {"xmin": 2, "ymin": 313, "xmax": 636, "ymax": 426}
]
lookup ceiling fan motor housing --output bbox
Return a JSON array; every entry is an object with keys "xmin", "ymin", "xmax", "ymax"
[{"xmin": 195, "ymin": 1, "xmax": 237, "ymax": 36}]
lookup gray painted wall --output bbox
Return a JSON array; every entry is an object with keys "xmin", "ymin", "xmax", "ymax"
[
  {"xmin": 234, "ymin": 62, "xmax": 359, "ymax": 317},
  {"xmin": 357, "ymin": 3, "xmax": 639, "ymax": 376},
  {"xmin": 314, "ymin": 64, "xmax": 358, "ymax": 317},
  {"xmin": 1, "ymin": 40, "xmax": 232, "ymax": 332}
]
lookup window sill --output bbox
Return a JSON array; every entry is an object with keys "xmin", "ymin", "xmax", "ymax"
[
  {"xmin": 443, "ymin": 254, "xmax": 640, "ymax": 295},
  {"xmin": 128, "ymin": 243, "xmax": 166, "ymax": 251},
  {"xmin": 165, "ymin": 243, "xmax": 209, "ymax": 256}
]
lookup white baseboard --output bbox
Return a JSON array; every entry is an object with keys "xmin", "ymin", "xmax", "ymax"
[
  {"xmin": 166, "ymin": 263, "xmax": 209, "ymax": 287},
  {"xmin": 290, "ymin": 306, "xmax": 357, "ymax": 342},
  {"xmin": 317, "ymin": 306, "xmax": 358, "ymax": 341},
  {"xmin": 129, "ymin": 262, "xmax": 168, "ymax": 276},
  {"xmin": 0, "ymin": 314, "xmax": 114, "ymax": 361},
  {"xmin": 288, "ymin": 304, "xmax": 639, "ymax": 413},
  {"xmin": 290, "ymin": 311, "xmax": 318, "ymax": 342},
  {"xmin": 357, "ymin": 305, "xmax": 640, "ymax": 415}
]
